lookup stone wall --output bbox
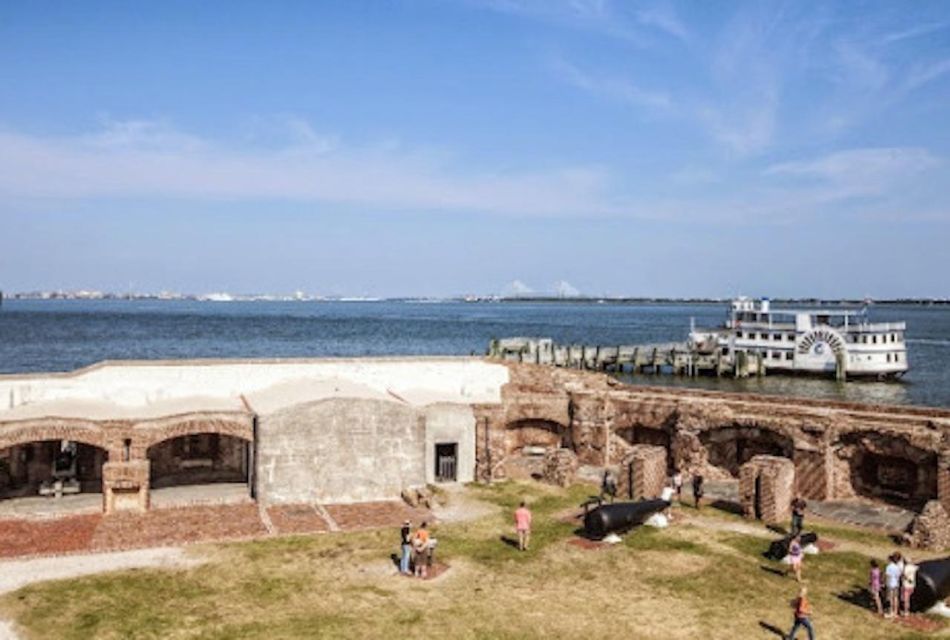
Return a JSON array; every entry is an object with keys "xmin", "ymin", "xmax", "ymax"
[
  {"xmin": 256, "ymin": 397, "xmax": 426, "ymax": 504},
  {"xmin": 739, "ymin": 455, "xmax": 795, "ymax": 524}
]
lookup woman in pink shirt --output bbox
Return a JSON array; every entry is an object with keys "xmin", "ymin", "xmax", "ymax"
[
  {"xmin": 869, "ymin": 559, "xmax": 883, "ymax": 615},
  {"xmin": 514, "ymin": 501, "xmax": 532, "ymax": 551}
]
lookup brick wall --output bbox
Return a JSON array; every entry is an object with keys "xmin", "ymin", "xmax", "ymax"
[
  {"xmin": 617, "ymin": 445, "xmax": 667, "ymax": 500},
  {"xmin": 739, "ymin": 455, "xmax": 795, "ymax": 524},
  {"xmin": 793, "ymin": 449, "xmax": 829, "ymax": 500}
]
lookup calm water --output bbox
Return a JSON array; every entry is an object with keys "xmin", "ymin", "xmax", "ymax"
[{"xmin": 1, "ymin": 299, "xmax": 949, "ymax": 408}]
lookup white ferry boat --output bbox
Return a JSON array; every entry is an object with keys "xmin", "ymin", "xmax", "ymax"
[{"xmin": 689, "ymin": 297, "xmax": 908, "ymax": 380}]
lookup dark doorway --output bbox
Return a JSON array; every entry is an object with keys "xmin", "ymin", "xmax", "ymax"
[{"xmin": 435, "ymin": 443, "xmax": 458, "ymax": 482}]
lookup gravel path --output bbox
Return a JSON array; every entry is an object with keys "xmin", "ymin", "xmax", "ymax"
[{"xmin": 0, "ymin": 546, "xmax": 203, "ymax": 640}]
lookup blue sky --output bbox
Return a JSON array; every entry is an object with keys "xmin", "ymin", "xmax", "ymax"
[{"xmin": 1, "ymin": 0, "xmax": 949, "ymax": 298}]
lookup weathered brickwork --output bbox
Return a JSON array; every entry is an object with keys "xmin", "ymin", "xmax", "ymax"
[
  {"xmin": 617, "ymin": 445, "xmax": 667, "ymax": 500},
  {"xmin": 739, "ymin": 455, "xmax": 795, "ymax": 524},
  {"xmin": 487, "ymin": 364, "xmax": 950, "ymax": 514}
]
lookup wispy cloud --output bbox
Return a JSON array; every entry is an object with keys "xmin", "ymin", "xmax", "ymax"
[
  {"xmin": 883, "ymin": 21, "xmax": 950, "ymax": 43},
  {"xmin": 0, "ymin": 120, "xmax": 632, "ymax": 218},
  {"xmin": 636, "ymin": 4, "xmax": 688, "ymax": 41},
  {"xmin": 473, "ymin": 0, "xmax": 648, "ymax": 45},
  {"xmin": 551, "ymin": 58, "xmax": 672, "ymax": 111},
  {"xmin": 905, "ymin": 57, "xmax": 950, "ymax": 92}
]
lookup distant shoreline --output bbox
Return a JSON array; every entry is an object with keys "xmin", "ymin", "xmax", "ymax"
[{"xmin": 2, "ymin": 294, "xmax": 949, "ymax": 306}]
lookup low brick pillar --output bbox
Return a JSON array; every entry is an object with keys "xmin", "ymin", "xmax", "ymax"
[
  {"xmin": 102, "ymin": 460, "xmax": 150, "ymax": 514},
  {"xmin": 906, "ymin": 500, "xmax": 950, "ymax": 550},
  {"xmin": 617, "ymin": 445, "xmax": 667, "ymax": 500},
  {"xmin": 739, "ymin": 455, "xmax": 795, "ymax": 524},
  {"xmin": 938, "ymin": 457, "xmax": 950, "ymax": 516},
  {"xmin": 542, "ymin": 448, "xmax": 578, "ymax": 487}
]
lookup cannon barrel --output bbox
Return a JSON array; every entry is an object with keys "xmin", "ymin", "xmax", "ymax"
[
  {"xmin": 910, "ymin": 556, "xmax": 950, "ymax": 612},
  {"xmin": 583, "ymin": 499, "xmax": 668, "ymax": 540},
  {"xmin": 766, "ymin": 532, "xmax": 818, "ymax": 561}
]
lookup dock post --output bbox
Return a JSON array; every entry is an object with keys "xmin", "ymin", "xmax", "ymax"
[{"xmin": 835, "ymin": 352, "xmax": 847, "ymax": 382}]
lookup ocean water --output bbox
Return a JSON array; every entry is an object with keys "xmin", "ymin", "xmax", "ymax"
[{"xmin": 1, "ymin": 299, "xmax": 948, "ymax": 408}]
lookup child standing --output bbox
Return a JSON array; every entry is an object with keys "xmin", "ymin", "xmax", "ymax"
[
  {"xmin": 786, "ymin": 535, "xmax": 804, "ymax": 582},
  {"xmin": 869, "ymin": 559, "xmax": 883, "ymax": 615}
]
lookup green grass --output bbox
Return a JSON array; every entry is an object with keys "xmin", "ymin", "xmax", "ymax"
[{"xmin": 1, "ymin": 482, "xmax": 946, "ymax": 640}]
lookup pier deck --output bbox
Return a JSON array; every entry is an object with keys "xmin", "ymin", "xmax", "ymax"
[{"xmin": 488, "ymin": 337, "xmax": 764, "ymax": 377}]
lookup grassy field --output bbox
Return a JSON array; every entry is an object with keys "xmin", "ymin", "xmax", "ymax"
[{"xmin": 2, "ymin": 482, "xmax": 948, "ymax": 640}]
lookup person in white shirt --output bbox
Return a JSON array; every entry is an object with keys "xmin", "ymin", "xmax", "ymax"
[
  {"xmin": 660, "ymin": 483, "xmax": 675, "ymax": 521},
  {"xmin": 884, "ymin": 553, "xmax": 903, "ymax": 618},
  {"xmin": 902, "ymin": 556, "xmax": 918, "ymax": 617}
]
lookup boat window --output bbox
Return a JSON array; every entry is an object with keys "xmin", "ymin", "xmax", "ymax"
[
  {"xmin": 771, "ymin": 351, "xmax": 780, "ymax": 359},
  {"xmin": 872, "ymin": 335, "xmax": 878, "ymax": 344},
  {"xmin": 737, "ymin": 331, "xmax": 743, "ymax": 338},
  {"xmin": 772, "ymin": 333, "xmax": 781, "ymax": 341},
  {"xmin": 886, "ymin": 353, "xmax": 892, "ymax": 363},
  {"xmin": 785, "ymin": 352, "xmax": 793, "ymax": 361},
  {"xmin": 760, "ymin": 332, "xmax": 768, "ymax": 340}
]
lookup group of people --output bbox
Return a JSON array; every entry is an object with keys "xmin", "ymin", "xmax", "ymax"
[
  {"xmin": 399, "ymin": 520, "xmax": 434, "ymax": 578},
  {"xmin": 869, "ymin": 552, "xmax": 918, "ymax": 618}
]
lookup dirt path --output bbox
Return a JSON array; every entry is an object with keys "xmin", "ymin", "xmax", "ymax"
[{"xmin": 0, "ymin": 546, "xmax": 204, "ymax": 639}]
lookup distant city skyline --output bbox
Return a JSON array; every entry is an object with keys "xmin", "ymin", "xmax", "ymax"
[{"xmin": 2, "ymin": 1, "xmax": 949, "ymax": 298}]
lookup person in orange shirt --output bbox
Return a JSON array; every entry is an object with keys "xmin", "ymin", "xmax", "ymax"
[
  {"xmin": 411, "ymin": 522, "xmax": 430, "ymax": 578},
  {"xmin": 514, "ymin": 501, "xmax": 532, "ymax": 551},
  {"xmin": 787, "ymin": 585, "xmax": 815, "ymax": 640}
]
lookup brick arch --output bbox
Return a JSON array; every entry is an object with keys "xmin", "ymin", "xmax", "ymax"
[
  {"xmin": 832, "ymin": 430, "xmax": 939, "ymax": 509},
  {"xmin": 0, "ymin": 420, "xmax": 112, "ymax": 455},
  {"xmin": 695, "ymin": 422, "xmax": 796, "ymax": 478},
  {"xmin": 504, "ymin": 418, "xmax": 571, "ymax": 454},
  {"xmin": 134, "ymin": 413, "xmax": 254, "ymax": 453}
]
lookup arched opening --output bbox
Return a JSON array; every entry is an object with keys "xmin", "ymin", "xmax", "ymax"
[
  {"xmin": 616, "ymin": 426, "xmax": 673, "ymax": 471},
  {"xmin": 699, "ymin": 425, "xmax": 794, "ymax": 478},
  {"xmin": 503, "ymin": 419, "xmax": 570, "ymax": 480},
  {"xmin": 146, "ymin": 433, "xmax": 251, "ymax": 504},
  {"xmin": 0, "ymin": 440, "xmax": 107, "ymax": 507},
  {"xmin": 837, "ymin": 433, "xmax": 937, "ymax": 510}
]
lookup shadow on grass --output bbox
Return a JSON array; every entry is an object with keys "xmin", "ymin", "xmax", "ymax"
[
  {"xmin": 766, "ymin": 523, "xmax": 788, "ymax": 536},
  {"xmin": 709, "ymin": 499, "xmax": 744, "ymax": 516},
  {"xmin": 759, "ymin": 564, "xmax": 787, "ymax": 578},
  {"xmin": 836, "ymin": 584, "xmax": 873, "ymax": 611},
  {"xmin": 499, "ymin": 535, "xmax": 520, "ymax": 549},
  {"xmin": 389, "ymin": 553, "xmax": 401, "ymax": 570},
  {"xmin": 758, "ymin": 620, "xmax": 786, "ymax": 637}
]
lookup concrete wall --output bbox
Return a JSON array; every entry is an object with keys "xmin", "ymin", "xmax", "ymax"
[
  {"xmin": 423, "ymin": 403, "xmax": 476, "ymax": 484},
  {"xmin": 0, "ymin": 358, "xmax": 508, "ymax": 413},
  {"xmin": 256, "ymin": 397, "xmax": 425, "ymax": 504}
]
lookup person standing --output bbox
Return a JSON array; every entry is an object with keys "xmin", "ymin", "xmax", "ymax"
[
  {"xmin": 601, "ymin": 470, "xmax": 617, "ymax": 503},
  {"xmin": 787, "ymin": 585, "xmax": 816, "ymax": 640},
  {"xmin": 884, "ymin": 553, "xmax": 902, "ymax": 618},
  {"xmin": 691, "ymin": 473, "xmax": 704, "ymax": 509},
  {"xmin": 399, "ymin": 520, "xmax": 412, "ymax": 575},
  {"xmin": 902, "ymin": 556, "xmax": 918, "ymax": 617},
  {"xmin": 672, "ymin": 468, "xmax": 683, "ymax": 502},
  {"xmin": 869, "ymin": 559, "xmax": 883, "ymax": 616},
  {"xmin": 790, "ymin": 495, "xmax": 807, "ymax": 536},
  {"xmin": 514, "ymin": 501, "xmax": 532, "ymax": 551},
  {"xmin": 785, "ymin": 534, "xmax": 804, "ymax": 582},
  {"xmin": 412, "ymin": 522, "xmax": 430, "ymax": 579}
]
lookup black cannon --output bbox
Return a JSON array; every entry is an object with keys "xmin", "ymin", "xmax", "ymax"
[
  {"xmin": 910, "ymin": 556, "xmax": 950, "ymax": 612},
  {"xmin": 766, "ymin": 532, "xmax": 818, "ymax": 561},
  {"xmin": 583, "ymin": 499, "xmax": 668, "ymax": 540}
]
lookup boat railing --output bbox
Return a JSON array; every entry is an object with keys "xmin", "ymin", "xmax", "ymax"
[{"xmin": 846, "ymin": 322, "xmax": 906, "ymax": 333}]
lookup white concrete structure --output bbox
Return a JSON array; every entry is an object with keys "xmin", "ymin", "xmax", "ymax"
[{"xmin": 0, "ymin": 358, "xmax": 511, "ymax": 505}]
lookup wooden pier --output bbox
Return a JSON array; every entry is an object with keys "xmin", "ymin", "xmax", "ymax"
[{"xmin": 487, "ymin": 337, "xmax": 766, "ymax": 378}]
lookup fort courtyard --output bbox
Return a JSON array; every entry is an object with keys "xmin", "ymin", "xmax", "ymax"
[{"xmin": 0, "ymin": 357, "xmax": 948, "ymax": 638}]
